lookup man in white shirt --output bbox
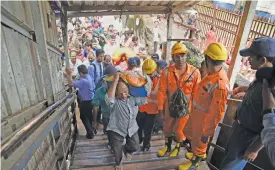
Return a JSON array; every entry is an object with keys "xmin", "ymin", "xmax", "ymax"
[
  {"xmin": 69, "ymin": 49, "xmax": 82, "ymax": 78},
  {"xmin": 104, "ymin": 35, "xmax": 120, "ymax": 56}
]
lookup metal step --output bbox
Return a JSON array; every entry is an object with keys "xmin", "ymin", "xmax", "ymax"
[
  {"xmin": 71, "ymin": 152, "xmax": 188, "ymax": 169},
  {"xmin": 71, "ymin": 128, "xmax": 210, "ymax": 170},
  {"xmin": 74, "ymin": 139, "xmax": 166, "ymax": 154},
  {"xmin": 73, "ymin": 144, "xmax": 170, "ymax": 160},
  {"xmin": 77, "ymin": 134, "xmax": 165, "ymax": 144}
]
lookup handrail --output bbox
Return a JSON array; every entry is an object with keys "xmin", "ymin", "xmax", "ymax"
[{"xmin": 1, "ymin": 92, "xmax": 75, "ymax": 159}]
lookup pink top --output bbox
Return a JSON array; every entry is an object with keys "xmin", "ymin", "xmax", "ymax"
[
  {"xmin": 119, "ymin": 61, "xmax": 128, "ymax": 72},
  {"xmin": 206, "ymin": 30, "xmax": 217, "ymax": 44}
]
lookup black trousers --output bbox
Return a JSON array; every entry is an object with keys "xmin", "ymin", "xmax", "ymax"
[
  {"xmin": 79, "ymin": 100, "xmax": 94, "ymax": 137},
  {"xmin": 97, "ymin": 107, "xmax": 102, "ymax": 122},
  {"xmin": 102, "ymin": 117, "xmax": 111, "ymax": 145},
  {"xmin": 137, "ymin": 112, "xmax": 156, "ymax": 148},
  {"xmin": 108, "ymin": 131, "xmax": 139, "ymax": 165},
  {"xmin": 153, "ymin": 114, "xmax": 164, "ymax": 133}
]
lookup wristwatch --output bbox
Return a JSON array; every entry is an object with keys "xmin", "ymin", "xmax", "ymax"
[{"xmin": 262, "ymin": 108, "xmax": 275, "ymax": 115}]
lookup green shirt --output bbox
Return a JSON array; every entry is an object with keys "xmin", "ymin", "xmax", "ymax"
[{"xmin": 92, "ymin": 85, "xmax": 110, "ymax": 118}]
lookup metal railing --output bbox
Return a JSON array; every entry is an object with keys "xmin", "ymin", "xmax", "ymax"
[
  {"xmin": 1, "ymin": 92, "xmax": 75, "ymax": 159},
  {"xmin": 206, "ymin": 98, "xmax": 265, "ymax": 170}
]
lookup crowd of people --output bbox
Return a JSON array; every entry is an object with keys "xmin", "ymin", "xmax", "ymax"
[{"xmin": 62, "ymin": 16, "xmax": 275, "ymax": 170}]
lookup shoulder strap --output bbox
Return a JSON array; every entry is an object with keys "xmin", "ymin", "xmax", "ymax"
[
  {"xmin": 172, "ymin": 68, "xmax": 197, "ymax": 88},
  {"xmin": 91, "ymin": 63, "xmax": 96, "ymax": 77},
  {"xmin": 184, "ymin": 69, "xmax": 197, "ymax": 84}
]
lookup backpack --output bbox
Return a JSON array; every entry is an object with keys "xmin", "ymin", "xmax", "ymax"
[
  {"xmin": 91, "ymin": 63, "xmax": 104, "ymax": 90},
  {"xmin": 168, "ymin": 69, "xmax": 196, "ymax": 118}
]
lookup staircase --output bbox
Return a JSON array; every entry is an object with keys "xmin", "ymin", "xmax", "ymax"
[{"xmin": 70, "ymin": 109, "xmax": 210, "ymax": 170}]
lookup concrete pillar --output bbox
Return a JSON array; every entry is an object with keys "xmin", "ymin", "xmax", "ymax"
[
  {"xmin": 227, "ymin": 0, "xmax": 258, "ymax": 89},
  {"xmin": 166, "ymin": 14, "xmax": 173, "ymax": 62}
]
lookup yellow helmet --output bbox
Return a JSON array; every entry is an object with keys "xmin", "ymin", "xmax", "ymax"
[
  {"xmin": 204, "ymin": 43, "xmax": 228, "ymax": 61},
  {"xmin": 142, "ymin": 59, "xmax": 157, "ymax": 74},
  {"xmin": 171, "ymin": 42, "xmax": 188, "ymax": 55}
]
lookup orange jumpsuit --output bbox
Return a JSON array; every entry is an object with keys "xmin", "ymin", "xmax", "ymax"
[
  {"xmin": 139, "ymin": 75, "xmax": 159, "ymax": 114},
  {"xmin": 184, "ymin": 68, "xmax": 229, "ymax": 155},
  {"xmin": 158, "ymin": 64, "xmax": 201, "ymax": 141}
]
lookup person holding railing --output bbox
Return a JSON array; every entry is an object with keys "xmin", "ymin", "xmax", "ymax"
[
  {"xmin": 220, "ymin": 37, "xmax": 275, "ymax": 170},
  {"xmin": 65, "ymin": 65, "xmax": 96, "ymax": 139}
]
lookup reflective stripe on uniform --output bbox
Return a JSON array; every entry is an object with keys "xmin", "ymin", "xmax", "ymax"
[
  {"xmin": 193, "ymin": 101, "xmax": 209, "ymax": 112},
  {"xmin": 208, "ymin": 83, "xmax": 218, "ymax": 94}
]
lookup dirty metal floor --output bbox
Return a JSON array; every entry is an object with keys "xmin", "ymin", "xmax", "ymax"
[{"xmin": 71, "ymin": 107, "xmax": 210, "ymax": 170}]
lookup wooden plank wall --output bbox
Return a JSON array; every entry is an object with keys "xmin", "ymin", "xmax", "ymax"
[
  {"xmin": 1, "ymin": 1, "xmax": 65, "ymax": 141},
  {"xmin": 195, "ymin": 3, "xmax": 275, "ymax": 54},
  {"xmin": 40, "ymin": 1, "xmax": 59, "ymax": 47},
  {"xmin": 195, "ymin": 4, "xmax": 240, "ymax": 54},
  {"xmin": 48, "ymin": 48, "xmax": 65, "ymax": 101}
]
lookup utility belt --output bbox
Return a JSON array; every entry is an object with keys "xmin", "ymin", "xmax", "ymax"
[{"xmin": 236, "ymin": 120, "xmax": 259, "ymax": 135}]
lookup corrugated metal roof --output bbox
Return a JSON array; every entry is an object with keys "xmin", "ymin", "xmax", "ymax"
[{"xmin": 60, "ymin": 0, "xmax": 199, "ymax": 17}]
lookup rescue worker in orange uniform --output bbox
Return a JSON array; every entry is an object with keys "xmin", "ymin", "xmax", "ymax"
[
  {"xmin": 178, "ymin": 43, "xmax": 229, "ymax": 170},
  {"xmin": 137, "ymin": 59, "xmax": 160, "ymax": 151},
  {"xmin": 157, "ymin": 42, "xmax": 201, "ymax": 157}
]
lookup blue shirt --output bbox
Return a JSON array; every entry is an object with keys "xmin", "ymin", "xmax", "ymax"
[
  {"xmin": 92, "ymin": 86, "xmax": 110, "ymax": 118},
  {"xmin": 83, "ymin": 49, "xmax": 88, "ymax": 58},
  {"xmin": 88, "ymin": 60, "xmax": 104, "ymax": 87},
  {"xmin": 73, "ymin": 74, "xmax": 95, "ymax": 101}
]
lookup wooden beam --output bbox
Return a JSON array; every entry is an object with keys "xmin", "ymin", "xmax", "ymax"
[
  {"xmin": 65, "ymin": 5, "xmax": 167, "ymax": 11},
  {"xmin": 227, "ymin": 1, "xmax": 258, "ymax": 89},
  {"xmin": 172, "ymin": 1, "xmax": 199, "ymax": 13},
  {"xmin": 30, "ymin": 1, "xmax": 55, "ymax": 104},
  {"xmin": 1, "ymin": 7, "xmax": 34, "ymax": 38},
  {"xmin": 67, "ymin": 10, "xmax": 168, "ymax": 17}
]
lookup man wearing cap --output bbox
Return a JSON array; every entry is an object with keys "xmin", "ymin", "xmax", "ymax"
[
  {"xmin": 220, "ymin": 37, "xmax": 275, "ymax": 170},
  {"xmin": 178, "ymin": 42, "xmax": 229, "ymax": 170},
  {"xmin": 157, "ymin": 42, "xmax": 201, "ymax": 157},
  {"xmin": 151, "ymin": 53, "xmax": 160, "ymax": 63}
]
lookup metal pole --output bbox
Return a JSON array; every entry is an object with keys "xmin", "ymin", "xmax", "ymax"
[
  {"xmin": 166, "ymin": 13, "xmax": 173, "ymax": 62},
  {"xmin": 62, "ymin": 9, "xmax": 70, "ymax": 68},
  {"xmin": 227, "ymin": 1, "xmax": 258, "ymax": 89}
]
